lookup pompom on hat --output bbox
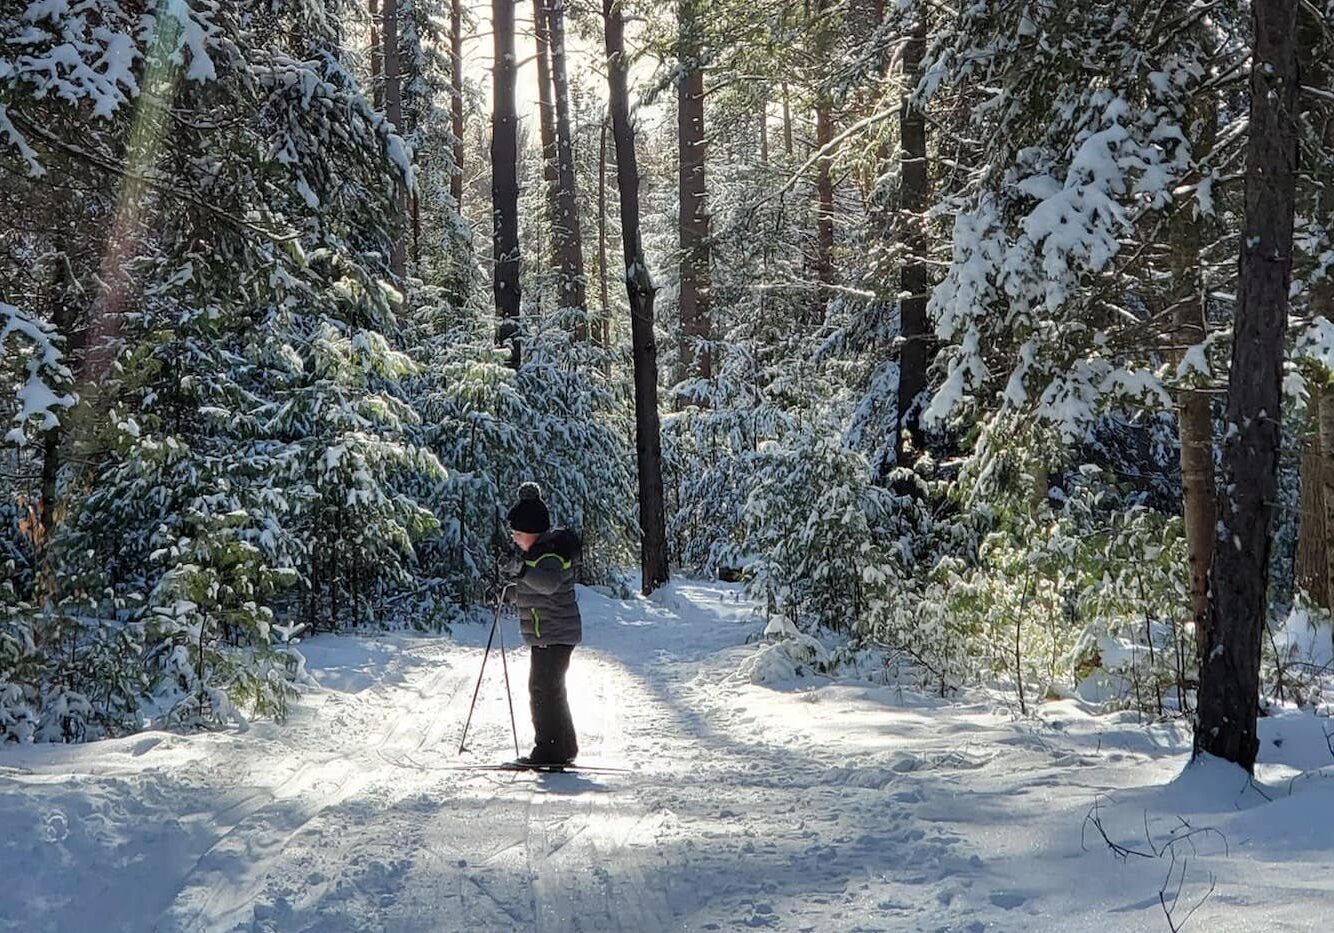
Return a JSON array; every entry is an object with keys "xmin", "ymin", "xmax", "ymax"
[{"xmin": 507, "ymin": 481, "xmax": 551, "ymax": 534}]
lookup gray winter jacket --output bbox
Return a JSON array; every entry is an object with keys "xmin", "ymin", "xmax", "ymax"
[{"xmin": 512, "ymin": 528, "xmax": 582, "ymax": 647}]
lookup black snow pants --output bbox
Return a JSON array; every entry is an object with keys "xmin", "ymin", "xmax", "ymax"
[{"xmin": 528, "ymin": 645, "xmax": 578, "ymax": 763}]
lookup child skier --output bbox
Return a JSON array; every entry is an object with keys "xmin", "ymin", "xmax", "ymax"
[{"xmin": 503, "ymin": 482, "xmax": 582, "ymax": 766}]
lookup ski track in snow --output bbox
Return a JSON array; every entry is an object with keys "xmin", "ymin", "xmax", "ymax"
[{"xmin": 3, "ymin": 581, "xmax": 1333, "ymax": 932}]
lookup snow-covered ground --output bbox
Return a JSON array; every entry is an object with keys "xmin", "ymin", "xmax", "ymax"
[{"xmin": 2, "ymin": 581, "xmax": 1333, "ymax": 932}]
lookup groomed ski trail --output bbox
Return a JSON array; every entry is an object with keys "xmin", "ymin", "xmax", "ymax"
[{"xmin": 5, "ymin": 581, "xmax": 1334, "ymax": 932}]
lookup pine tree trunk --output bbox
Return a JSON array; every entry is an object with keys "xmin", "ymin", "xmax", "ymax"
[
  {"xmin": 759, "ymin": 101, "xmax": 769, "ymax": 165},
  {"xmin": 677, "ymin": 0, "xmax": 712, "ymax": 395},
  {"xmin": 598, "ymin": 113, "xmax": 611, "ymax": 350},
  {"xmin": 38, "ymin": 426, "xmax": 58, "ymax": 547},
  {"xmin": 812, "ymin": 95, "xmax": 833, "ymax": 324},
  {"xmin": 781, "ymin": 82, "xmax": 793, "ymax": 157},
  {"xmin": 492, "ymin": 0, "xmax": 522, "ymax": 365},
  {"xmin": 1195, "ymin": 0, "xmax": 1299, "ymax": 772},
  {"xmin": 1319, "ymin": 386, "xmax": 1334, "ymax": 618},
  {"xmin": 1173, "ymin": 89, "xmax": 1218, "ymax": 659},
  {"xmin": 370, "ymin": 0, "xmax": 383, "ymax": 111},
  {"xmin": 1302, "ymin": 3, "xmax": 1334, "ymax": 648},
  {"xmin": 547, "ymin": 0, "xmax": 588, "ymax": 337},
  {"xmin": 894, "ymin": 11, "xmax": 929, "ymax": 465},
  {"xmin": 604, "ymin": 0, "xmax": 669, "ymax": 595},
  {"xmin": 382, "ymin": 0, "xmax": 407, "ymax": 277},
  {"xmin": 1296, "ymin": 396, "xmax": 1327, "ymax": 606},
  {"xmin": 450, "ymin": 0, "xmax": 465, "ymax": 207},
  {"xmin": 533, "ymin": 0, "xmax": 561, "ymax": 274},
  {"xmin": 37, "ymin": 260, "xmax": 79, "ymax": 564}
]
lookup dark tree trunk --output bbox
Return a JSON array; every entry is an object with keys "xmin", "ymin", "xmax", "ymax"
[
  {"xmin": 547, "ymin": 0, "xmax": 588, "ymax": 337},
  {"xmin": 1319, "ymin": 387, "xmax": 1334, "ymax": 617},
  {"xmin": 492, "ymin": 0, "xmax": 522, "ymax": 365},
  {"xmin": 597, "ymin": 113, "xmax": 611, "ymax": 351},
  {"xmin": 382, "ymin": 0, "xmax": 407, "ymax": 276},
  {"xmin": 781, "ymin": 82, "xmax": 793, "ymax": 157},
  {"xmin": 370, "ymin": 0, "xmax": 383, "ymax": 111},
  {"xmin": 604, "ymin": 0, "xmax": 669, "ymax": 594},
  {"xmin": 894, "ymin": 11, "xmax": 929, "ymax": 465},
  {"xmin": 1297, "ymin": 398, "xmax": 1327, "ymax": 607},
  {"xmin": 38, "ymin": 277, "xmax": 76, "ymax": 557},
  {"xmin": 38, "ymin": 427, "xmax": 59, "ymax": 551},
  {"xmin": 811, "ymin": 94, "xmax": 834, "ymax": 324},
  {"xmin": 1195, "ymin": 0, "xmax": 1299, "ymax": 772},
  {"xmin": 1298, "ymin": 0, "xmax": 1334, "ymax": 632},
  {"xmin": 677, "ymin": 0, "xmax": 712, "ymax": 395},
  {"xmin": 533, "ymin": 0, "xmax": 561, "ymax": 273},
  {"xmin": 450, "ymin": 0, "xmax": 465, "ymax": 207},
  {"xmin": 1173, "ymin": 88, "xmax": 1218, "ymax": 658},
  {"xmin": 759, "ymin": 101, "xmax": 769, "ymax": 165}
]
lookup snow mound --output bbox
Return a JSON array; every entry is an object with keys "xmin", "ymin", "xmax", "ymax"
[{"xmin": 734, "ymin": 617, "xmax": 829, "ymax": 685}]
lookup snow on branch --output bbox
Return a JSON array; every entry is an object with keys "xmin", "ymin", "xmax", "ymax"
[{"xmin": 1, "ymin": 301, "xmax": 76, "ymax": 446}]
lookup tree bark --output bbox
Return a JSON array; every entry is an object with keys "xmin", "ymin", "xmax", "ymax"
[
  {"xmin": 811, "ymin": 94, "xmax": 834, "ymax": 324},
  {"xmin": 370, "ymin": 0, "xmax": 383, "ymax": 111},
  {"xmin": 597, "ymin": 112, "xmax": 611, "ymax": 349},
  {"xmin": 492, "ymin": 0, "xmax": 522, "ymax": 365},
  {"xmin": 894, "ymin": 11, "xmax": 929, "ymax": 465},
  {"xmin": 759, "ymin": 102, "xmax": 769, "ymax": 165},
  {"xmin": 382, "ymin": 0, "xmax": 407, "ymax": 277},
  {"xmin": 1195, "ymin": 0, "xmax": 1299, "ymax": 772},
  {"xmin": 1301, "ymin": 2, "xmax": 1334, "ymax": 646},
  {"xmin": 547, "ymin": 0, "xmax": 589, "ymax": 337},
  {"xmin": 677, "ymin": 0, "xmax": 712, "ymax": 395},
  {"xmin": 781, "ymin": 82, "xmax": 793, "ymax": 157},
  {"xmin": 604, "ymin": 0, "xmax": 670, "ymax": 594},
  {"xmin": 1296, "ymin": 391, "xmax": 1327, "ymax": 606},
  {"xmin": 1319, "ymin": 385, "xmax": 1334, "ymax": 616},
  {"xmin": 450, "ymin": 0, "xmax": 465, "ymax": 207},
  {"xmin": 532, "ymin": 0, "xmax": 561, "ymax": 273},
  {"xmin": 1173, "ymin": 88, "xmax": 1219, "ymax": 659}
]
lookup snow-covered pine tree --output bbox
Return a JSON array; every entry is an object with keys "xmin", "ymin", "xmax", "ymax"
[{"xmin": 1, "ymin": 0, "xmax": 450, "ymax": 735}]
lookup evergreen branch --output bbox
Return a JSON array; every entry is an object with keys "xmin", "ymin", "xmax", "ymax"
[{"xmin": 8, "ymin": 110, "xmax": 300, "ymax": 246}]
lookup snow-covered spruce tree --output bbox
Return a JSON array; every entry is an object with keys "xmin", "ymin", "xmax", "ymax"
[
  {"xmin": 398, "ymin": 0, "xmax": 471, "ymax": 293},
  {"xmin": 408, "ymin": 305, "xmax": 636, "ymax": 610},
  {"xmin": 1, "ymin": 1, "xmax": 451, "ymax": 735},
  {"xmin": 922, "ymin": 2, "xmax": 1242, "ymax": 454},
  {"xmin": 872, "ymin": 2, "xmax": 1248, "ymax": 702}
]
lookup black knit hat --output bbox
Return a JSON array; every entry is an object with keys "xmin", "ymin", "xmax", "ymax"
[{"xmin": 507, "ymin": 481, "xmax": 551, "ymax": 534}]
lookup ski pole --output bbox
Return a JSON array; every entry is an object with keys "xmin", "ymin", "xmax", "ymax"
[
  {"xmin": 457, "ymin": 593, "xmax": 502, "ymax": 755},
  {"xmin": 495, "ymin": 583, "xmax": 521, "ymax": 760}
]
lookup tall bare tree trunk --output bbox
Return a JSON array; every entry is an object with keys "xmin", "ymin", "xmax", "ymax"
[
  {"xmin": 759, "ymin": 101, "xmax": 769, "ymax": 165},
  {"xmin": 781, "ymin": 82, "xmax": 793, "ymax": 157},
  {"xmin": 597, "ymin": 113, "xmax": 611, "ymax": 350},
  {"xmin": 450, "ymin": 0, "xmax": 464, "ymax": 208},
  {"xmin": 533, "ymin": 0, "xmax": 560, "ymax": 275},
  {"xmin": 547, "ymin": 0, "xmax": 588, "ymax": 337},
  {"xmin": 1173, "ymin": 90, "xmax": 1218, "ymax": 659},
  {"xmin": 382, "ymin": 0, "xmax": 407, "ymax": 276},
  {"xmin": 1319, "ymin": 387, "xmax": 1334, "ymax": 615},
  {"xmin": 492, "ymin": 0, "xmax": 522, "ymax": 365},
  {"xmin": 811, "ymin": 95, "xmax": 833, "ymax": 324},
  {"xmin": 895, "ymin": 11, "xmax": 929, "ymax": 465},
  {"xmin": 677, "ymin": 0, "xmax": 712, "ymax": 395},
  {"xmin": 1195, "ymin": 0, "xmax": 1299, "ymax": 772},
  {"xmin": 604, "ymin": 0, "xmax": 669, "ymax": 595},
  {"xmin": 1303, "ymin": 4, "xmax": 1334, "ymax": 649},
  {"xmin": 1297, "ymin": 394, "xmax": 1327, "ymax": 606},
  {"xmin": 370, "ymin": 0, "xmax": 383, "ymax": 111}
]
